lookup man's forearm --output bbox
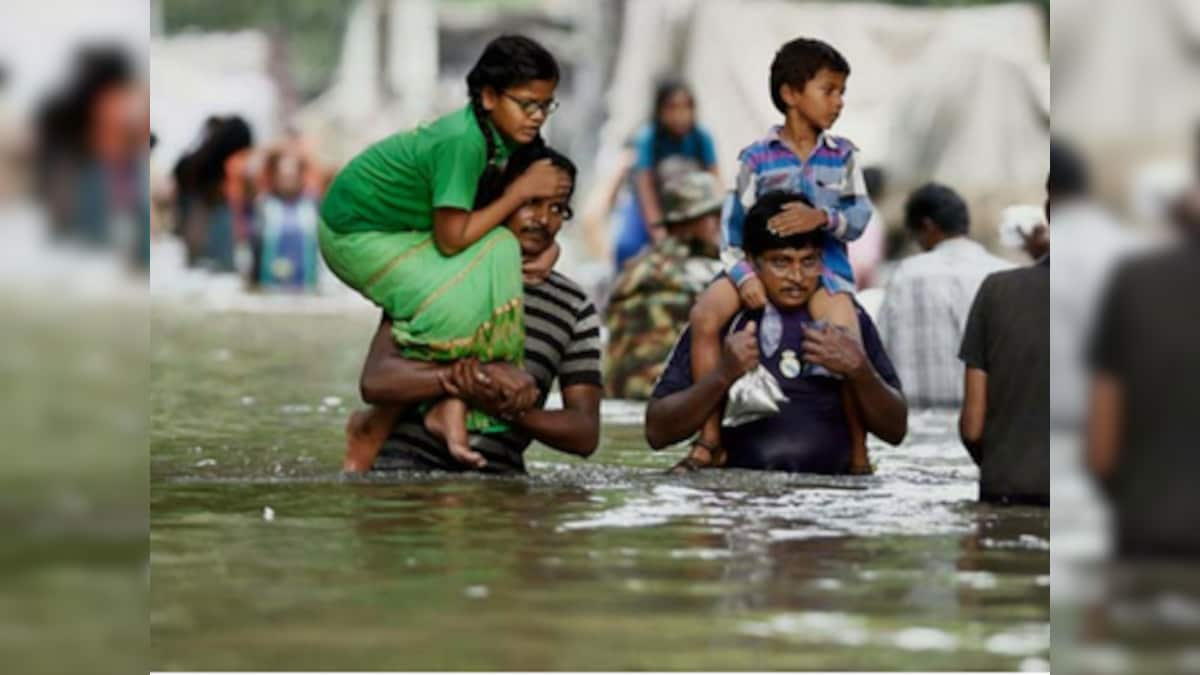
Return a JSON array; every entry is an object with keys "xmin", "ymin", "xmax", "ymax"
[
  {"xmin": 512, "ymin": 407, "xmax": 599, "ymax": 457},
  {"xmin": 848, "ymin": 366, "xmax": 908, "ymax": 445},
  {"xmin": 645, "ymin": 369, "xmax": 731, "ymax": 449},
  {"xmin": 360, "ymin": 358, "xmax": 450, "ymax": 407}
]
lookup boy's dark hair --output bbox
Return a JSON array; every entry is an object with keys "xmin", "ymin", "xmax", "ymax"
[
  {"xmin": 903, "ymin": 182, "xmax": 970, "ymax": 236},
  {"xmin": 465, "ymin": 35, "xmax": 559, "ymax": 209},
  {"xmin": 1049, "ymin": 137, "xmax": 1090, "ymax": 199},
  {"xmin": 769, "ymin": 38, "xmax": 850, "ymax": 114},
  {"xmin": 473, "ymin": 143, "xmax": 577, "ymax": 210},
  {"xmin": 743, "ymin": 191, "xmax": 825, "ymax": 257}
]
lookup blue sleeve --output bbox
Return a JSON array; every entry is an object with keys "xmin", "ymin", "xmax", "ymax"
[
  {"xmin": 720, "ymin": 191, "xmax": 744, "ymax": 249},
  {"xmin": 859, "ymin": 308, "xmax": 902, "ymax": 392},
  {"xmin": 698, "ymin": 127, "xmax": 718, "ymax": 167},
  {"xmin": 632, "ymin": 125, "xmax": 656, "ymax": 172},
  {"xmin": 821, "ymin": 151, "xmax": 873, "ymax": 242},
  {"xmin": 650, "ymin": 329, "xmax": 695, "ymax": 399}
]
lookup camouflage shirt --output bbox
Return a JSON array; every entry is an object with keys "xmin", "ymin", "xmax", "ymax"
[{"xmin": 604, "ymin": 236, "xmax": 722, "ymax": 399}]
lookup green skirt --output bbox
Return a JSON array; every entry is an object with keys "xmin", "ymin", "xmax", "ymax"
[{"xmin": 319, "ymin": 219, "xmax": 524, "ymax": 432}]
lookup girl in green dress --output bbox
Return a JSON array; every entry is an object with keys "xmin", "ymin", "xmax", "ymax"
[{"xmin": 320, "ymin": 35, "xmax": 571, "ymax": 471}]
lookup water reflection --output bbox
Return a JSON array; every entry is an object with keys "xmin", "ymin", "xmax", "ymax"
[{"xmin": 150, "ymin": 309, "xmax": 1049, "ymax": 671}]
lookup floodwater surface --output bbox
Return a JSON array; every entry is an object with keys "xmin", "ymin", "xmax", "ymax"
[{"xmin": 151, "ymin": 304, "xmax": 1049, "ymax": 671}]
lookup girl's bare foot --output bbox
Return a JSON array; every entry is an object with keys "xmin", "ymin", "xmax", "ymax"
[
  {"xmin": 343, "ymin": 406, "xmax": 398, "ymax": 473},
  {"xmin": 424, "ymin": 398, "xmax": 486, "ymax": 469}
]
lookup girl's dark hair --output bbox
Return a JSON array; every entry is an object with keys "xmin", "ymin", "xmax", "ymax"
[
  {"xmin": 649, "ymin": 78, "xmax": 701, "ymax": 169},
  {"xmin": 465, "ymin": 35, "xmax": 560, "ymax": 203},
  {"xmin": 743, "ymin": 191, "xmax": 824, "ymax": 257},
  {"xmin": 177, "ymin": 116, "xmax": 253, "ymax": 202},
  {"xmin": 473, "ymin": 143, "xmax": 577, "ymax": 210},
  {"xmin": 769, "ymin": 38, "xmax": 850, "ymax": 114},
  {"xmin": 36, "ymin": 44, "xmax": 135, "ymax": 158}
]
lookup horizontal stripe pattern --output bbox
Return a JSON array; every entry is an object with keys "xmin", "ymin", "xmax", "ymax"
[{"xmin": 379, "ymin": 271, "xmax": 602, "ymax": 473}]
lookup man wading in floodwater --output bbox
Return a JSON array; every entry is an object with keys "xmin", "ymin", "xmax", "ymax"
[
  {"xmin": 644, "ymin": 191, "xmax": 908, "ymax": 473},
  {"xmin": 346, "ymin": 145, "xmax": 603, "ymax": 474}
]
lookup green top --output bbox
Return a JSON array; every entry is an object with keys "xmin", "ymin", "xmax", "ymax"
[{"xmin": 320, "ymin": 104, "xmax": 518, "ymax": 233}]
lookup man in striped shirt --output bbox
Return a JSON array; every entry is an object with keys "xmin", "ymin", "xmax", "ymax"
[{"xmin": 350, "ymin": 148, "xmax": 603, "ymax": 474}]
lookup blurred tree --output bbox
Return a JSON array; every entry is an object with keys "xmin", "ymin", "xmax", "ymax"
[{"xmin": 161, "ymin": 0, "xmax": 352, "ymax": 101}]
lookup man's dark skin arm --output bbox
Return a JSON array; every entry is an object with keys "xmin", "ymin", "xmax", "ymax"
[
  {"xmin": 512, "ymin": 384, "xmax": 602, "ymax": 456},
  {"xmin": 802, "ymin": 325, "xmax": 908, "ymax": 445},
  {"xmin": 959, "ymin": 366, "xmax": 987, "ymax": 464},
  {"xmin": 359, "ymin": 316, "xmax": 451, "ymax": 406},
  {"xmin": 442, "ymin": 358, "xmax": 601, "ymax": 457},
  {"xmin": 359, "ymin": 317, "xmax": 538, "ymax": 412},
  {"xmin": 645, "ymin": 322, "xmax": 760, "ymax": 449}
]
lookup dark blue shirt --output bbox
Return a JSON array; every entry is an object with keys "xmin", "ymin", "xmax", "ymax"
[{"xmin": 651, "ymin": 303, "xmax": 901, "ymax": 474}]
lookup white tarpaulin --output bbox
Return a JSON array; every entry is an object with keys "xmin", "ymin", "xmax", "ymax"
[
  {"xmin": 595, "ymin": 0, "xmax": 1050, "ymax": 203},
  {"xmin": 1052, "ymin": 0, "xmax": 1200, "ymax": 147}
]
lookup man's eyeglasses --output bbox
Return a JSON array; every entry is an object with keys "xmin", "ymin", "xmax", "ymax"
[
  {"xmin": 761, "ymin": 255, "xmax": 821, "ymax": 277},
  {"xmin": 521, "ymin": 200, "xmax": 573, "ymax": 221},
  {"xmin": 503, "ymin": 93, "xmax": 559, "ymax": 117}
]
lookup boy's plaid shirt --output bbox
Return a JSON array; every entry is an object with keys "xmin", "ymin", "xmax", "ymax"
[{"xmin": 719, "ymin": 127, "xmax": 873, "ymax": 293}]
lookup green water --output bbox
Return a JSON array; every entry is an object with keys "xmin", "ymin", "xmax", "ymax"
[{"xmin": 151, "ymin": 305, "xmax": 1049, "ymax": 671}]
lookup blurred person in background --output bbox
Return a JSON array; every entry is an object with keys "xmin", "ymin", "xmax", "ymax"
[
  {"xmin": 173, "ymin": 115, "xmax": 254, "ymax": 273},
  {"xmin": 0, "ymin": 63, "xmax": 20, "ymax": 202},
  {"xmin": 605, "ymin": 171, "xmax": 723, "ymax": 399},
  {"xmin": 614, "ymin": 79, "xmax": 720, "ymax": 271},
  {"xmin": 998, "ymin": 204, "xmax": 1049, "ymax": 261},
  {"xmin": 847, "ymin": 165, "xmax": 887, "ymax": 290},
  {"xmin": 958, "ymin": 182, "xmax": 1049, "ymax": 506},
  {"xmin": 33, "ymin": 45, "xmax": 149, "ymax": 267},
  {"xmin": 877, "ymin": 183, "xmax": 1013, "ymax": 409},
  {"xmin": 252, "ymin": 148, "xmax": 320, "ymax": 292},
  {"xmin": 1048, "ymin": 138, "xmax": 1138, "ymax": 429},
  {"xmin": 1084, "ymin": 137, "xmax": 1200, "ymax": 558}
]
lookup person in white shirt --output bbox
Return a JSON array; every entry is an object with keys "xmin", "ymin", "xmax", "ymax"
[
  {"xmin": 1048, "ymin": 139, "xmax": 1140, "ymax": 429},
  {"xmin": 877, "ymin": 182, "xmax": 1014, "ymax": 408}
]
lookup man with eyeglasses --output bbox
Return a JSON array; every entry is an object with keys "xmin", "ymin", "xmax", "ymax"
[{"xmin": 645, "ymin": 190, "xmax": 907, "ymax": 474}]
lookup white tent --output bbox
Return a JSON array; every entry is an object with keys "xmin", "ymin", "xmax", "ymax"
[{"xmin": 593, "ymin": 0, "xmax": 1050, "ymax": 230}]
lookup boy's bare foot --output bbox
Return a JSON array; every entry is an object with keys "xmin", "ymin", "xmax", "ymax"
[
  {"xmin": 667, "ymin": 440, "xmax": 725, "ymax": 475},
  {"xmin": 343, "ymin": 407, "xmax": 396, "ymax": 473},
  {"xmin": 848, "ymin": 441, "xmax": 873, "ymax": 475},
  {"xmin": 848, "ymin": 461, "xmax": 876, "ymax": 476},
  {"xmin": 424, "ymin": 398, "xmax": 486, "ymax": 469}
]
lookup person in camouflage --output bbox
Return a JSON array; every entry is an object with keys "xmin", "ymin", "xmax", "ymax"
[{"xmin": 605, "ymin": 172, "xmax": 724, "ymax": 399}]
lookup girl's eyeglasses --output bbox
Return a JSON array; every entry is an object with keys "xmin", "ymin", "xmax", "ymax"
[{"xmin": 503, "ymin": 93, "xmax": 559, "ymax": 117}]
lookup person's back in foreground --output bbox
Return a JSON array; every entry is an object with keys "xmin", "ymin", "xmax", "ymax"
[
  {"xmin": 958, "ymin": 223, "xmax": 1050, "ymax": 505},
  {"xmin": 1086, "ymin": 164, "xmax": 1200, "ymax": 558}
]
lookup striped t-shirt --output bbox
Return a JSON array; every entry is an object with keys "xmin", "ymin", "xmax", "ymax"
[{"xmin": 374, "ymin": 271, "xmax": 602, "ymax": 474}]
